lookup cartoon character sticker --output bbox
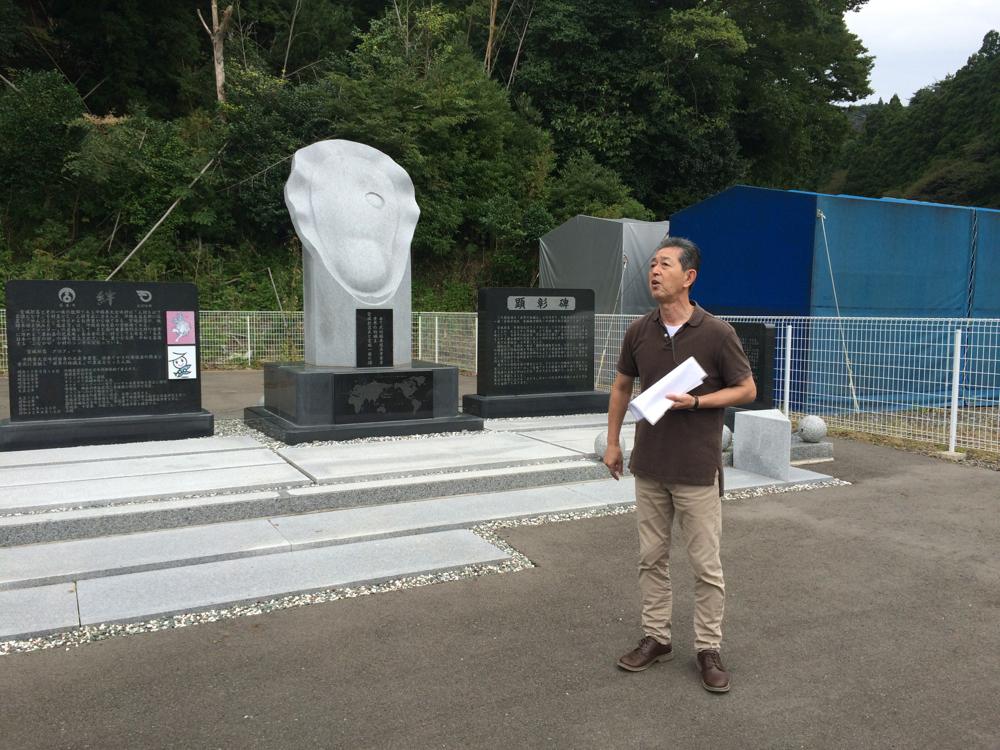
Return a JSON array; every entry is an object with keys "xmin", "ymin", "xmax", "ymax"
[
  {"xmin": 166, "ymin": 310, "xmax": 196, "ymax": 344},
  {"xmin": 167, "ymin": 346, "xmax": 198, "ymax": 380}
]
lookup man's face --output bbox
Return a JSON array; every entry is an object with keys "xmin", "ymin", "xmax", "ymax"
[{"xmin": 648, "ymin": 246, "xmax": 695, "ymax": 302}]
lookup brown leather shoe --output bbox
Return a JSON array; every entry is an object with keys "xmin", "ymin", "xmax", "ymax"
[
  {"xmin": 617, "ymin": 636, "xmax": 673, "ymax": 672},
  {"xmin": 697, "ymin": 649, "xmax": 731, "ymax": 692}
]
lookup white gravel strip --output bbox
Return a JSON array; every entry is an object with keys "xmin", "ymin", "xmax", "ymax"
[{"xmin": 0, "ymin": 478, "xmax": 848, "ymax": 656}]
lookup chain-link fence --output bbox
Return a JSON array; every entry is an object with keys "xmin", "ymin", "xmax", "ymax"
[
  {"xmin": 198, "ymin": 311, "xmax": 304, "ymax": 367},
  {"xmin": 1, "ymin": 309, "xmax": 998, "ymax": 454},
  {"xmin": 411, "ymin": 312, "xmax": 478, "ymax": 372},
  {"xmin": 723, "ymin": 315, "xmax": 1000, "ymax": 455}
]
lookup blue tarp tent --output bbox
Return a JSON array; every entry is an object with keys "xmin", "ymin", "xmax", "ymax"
[
  {"xmin": 669, "ymin": 185, "xmax": 999, "ymax": 317},
  {"xmin": 669, "ymin": 186, "xmax": 1000, "ymax": 413}
]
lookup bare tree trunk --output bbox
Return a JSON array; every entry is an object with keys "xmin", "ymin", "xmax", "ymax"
[
  {"xmin": 506, "ymin": 0, "xmax": 534, "ymax": 90},
  {"xmin": 1, "ymin": 72, "xmax": 22, "ymax": 92},
  {"xmin": 281, "ymin": 0, "xmax": 302, "ymax": 78},
  {"xmin": 198, "ymin": 1, "xmax": 234, "ymax": 103},
  {"xmin": 484, "ymin": 0, "xmax": 499, "ymax": 75}
]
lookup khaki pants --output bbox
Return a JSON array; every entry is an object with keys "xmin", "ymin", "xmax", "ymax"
[{"xmin": 634, "ymin": 472, "xmax": 724, "ymax": 651}]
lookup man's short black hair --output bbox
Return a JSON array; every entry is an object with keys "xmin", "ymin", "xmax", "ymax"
[{"xmin": 653, "ymin": 236, "xmax": 701, "ymax": 273}]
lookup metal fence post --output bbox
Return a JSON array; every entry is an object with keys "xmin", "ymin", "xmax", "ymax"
[
  {"xmin": 948, "ymin": 327, "xmax": 962, "ymax": 453},
  {"xmin": 418, "ymin": 315, "xmax": 423, "ymax": 360},
  {"xmin": 434, "ymin": 315, "xmax": 439, "ymax": 363},
  {"xmin": 473, "ymin": 316, "xmax": 478, "ymax": 373},
  {"xmin": 246, "ymin": 315, "xmax": 252, "ymax": 366},
  {"xmin": 783, "ymin": 325, "xmax": 793, "ymax": 416}
]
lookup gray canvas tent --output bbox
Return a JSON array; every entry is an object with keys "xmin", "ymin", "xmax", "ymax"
[{"xmin": 538, "ymin": 216, "xmax": 669, "ymax": 314}]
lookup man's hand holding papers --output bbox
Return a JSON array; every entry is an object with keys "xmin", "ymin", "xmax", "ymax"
[{"xmin": 627, "ymin": 357, "xmax": 707, "ymax": 425}]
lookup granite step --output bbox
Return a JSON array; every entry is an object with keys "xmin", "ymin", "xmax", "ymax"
[
  {"xmin": 0, "ymin": 459, "xmax": 611, "ymax": 547},
  {"xmin": 0, "ymin": 529, "xmax": 511, "ymax": 641},
  {"xmin": 0, "ymin": 436, "xmax": 310, "ymax": 515},
  {"xmin": 0, "ymin": 476, "xmax": 636, "ymax": 592}
]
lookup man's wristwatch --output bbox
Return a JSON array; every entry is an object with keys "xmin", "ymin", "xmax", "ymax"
[{"xmin": 690, "ymin": 395, "xmax": 700, "ymax": 411}]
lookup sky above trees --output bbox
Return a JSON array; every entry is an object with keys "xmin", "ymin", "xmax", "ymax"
[{"xmin": 846, "ymin": 0, "xmax": 1000, "ymax": 102}]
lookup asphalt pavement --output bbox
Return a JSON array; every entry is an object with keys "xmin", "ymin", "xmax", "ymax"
[{"xmin": 2, "ymin": 436, "xmax": 998, "ymax": 749}]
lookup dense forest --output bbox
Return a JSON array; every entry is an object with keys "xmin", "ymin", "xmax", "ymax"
[
  {"xmin": 0, "ymin": 1, "xmax": 996, "ymax": 310},
  {"xmin": 827, "ymin": 30, "xmax": 1000, "ymax": 207}
]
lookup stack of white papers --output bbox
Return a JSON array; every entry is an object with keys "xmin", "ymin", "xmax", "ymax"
[{"xmin": 627, "ymin": 356, "xmax": 707, "ymax": 425}]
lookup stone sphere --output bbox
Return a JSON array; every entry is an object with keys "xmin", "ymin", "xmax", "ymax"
[
  {"xmin": 595, "ymin": 430, "xmax": 628, "ymax": 457},
  {"xmin": 721, "ymin": 425, "xmax": 732, "ymax": 451},
  {"xmin": 798, "ymin": 415, "xmax": 827, "ymax": 443}
]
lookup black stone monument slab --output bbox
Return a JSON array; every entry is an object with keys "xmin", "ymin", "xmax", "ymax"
[
  {"xmin": 0, "ymin": 280, "xmax": 213, "ymax": 450},
  {"xmin": 244, "ymin": 361, "xmax": 481, "ymax": 443},
  {"xmin": 356, "ymin": 309, "xmax": 393, "ymax": 367},
  {"xmin": 724, "ymin": 321, "xmax": 777, "ymax": 430},
  {"xmin": 462, "ymin": 288, "xmax": 609, "ymax": 418}
]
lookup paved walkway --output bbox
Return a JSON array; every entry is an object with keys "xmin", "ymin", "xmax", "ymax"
[
  {"xmin": 0, "ymin": 414, "xmax": 829, "ymax": 639},
  {"xmin": 2, "ymin": 439, "xmax": 998, "ymax": 748},
  {"xmin": 2, "ymin": 371, "xmax": 997, "ymax": 747}
]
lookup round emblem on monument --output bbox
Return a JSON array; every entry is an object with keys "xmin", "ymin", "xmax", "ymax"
[{"xmin": 58, "ymin": 287, "xmax": 76, "ymax": 304}]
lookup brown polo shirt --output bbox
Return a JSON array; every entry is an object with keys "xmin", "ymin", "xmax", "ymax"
[{"xmin": 616, "ymin": 302, "xmax": 752, "ymax": 492}]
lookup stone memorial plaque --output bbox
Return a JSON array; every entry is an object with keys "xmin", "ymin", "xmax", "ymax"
[
  {"xmin": 477, "ymin": 288, "xmax": 595, "ymax": 397},
  {"xmin": 731, "ymin": 321, "xmax": 775, "ymax": 409},
  {"xmin": 5, "ymin": 280, "xmax": 201, "ymax": 421},
  {"xmin": 332, "ymin": 372, "xmax": 434, "ymax": 424},
  {"xmin": 356, "ymin": 309, "xmax": 393, "ymax": 367}
]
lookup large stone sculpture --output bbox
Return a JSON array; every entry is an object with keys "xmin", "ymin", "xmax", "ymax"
[
  {"xmin": 285, "ymin": 139, "xmax": 419, "ymax": 367},
  {"xmin": 244, "ymin": 139, "xmax": 482, "ymax": 442}
]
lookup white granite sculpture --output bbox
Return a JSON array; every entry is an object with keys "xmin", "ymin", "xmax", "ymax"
[{"xmin": 285, "ymin": 140, "xmax": 420, "ymax": 367}]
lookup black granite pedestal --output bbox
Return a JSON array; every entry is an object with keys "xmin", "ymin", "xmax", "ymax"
[
  {"xmin": 462, "ymin": 391, "xmax": 609, "ymax": 419},
  {"xmin": 243, "ymin": 361, "xmax": 483, "ymax": 444},
  {"xmin": 0, "ymin": 411, "xmax": 214, "ymax": 451}
]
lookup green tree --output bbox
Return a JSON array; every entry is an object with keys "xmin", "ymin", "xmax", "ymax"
[{"xmin": 836, "ymin": 30, "xmax": 1000, "ymax": 208}]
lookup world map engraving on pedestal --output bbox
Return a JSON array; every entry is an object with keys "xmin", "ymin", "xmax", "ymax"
[{"xmin": 336, "ymin": 373, "xmax": 434, "ymax": 423}]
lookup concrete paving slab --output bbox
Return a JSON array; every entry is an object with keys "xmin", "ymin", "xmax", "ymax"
[
  {"xmin": 519, "ymin": 425, "xmax": 637, "ymax": 455},
  {"xmin": 270, "ymin": 483, "xmax": 622, "ymax": 549},
  {"xmin": 76, "ymin": 530, "xmax": 510, "ymax": 626},
  {"xmin": 563, "ymin": 476, "xmax": 637, "ymax": 504},
  {"xmin": 0, "ymin": 436, "xmax": 262, "ymax": 468},
  {"xmin": 484, "ymin": 412, "xmax": 635, "ymax": 432},
  {"xmin": 0, "ymin": 463, "xmax": 310, "ymax": 514},
  {"xmin": 0, "ymin": 582, "xmax": 79, "ymax": 640},
  {"xmin": 0, "ymin": 519, "xmax": 288, "ymax": 590},
  {"xmin": 279, "ymin": 431, "xmax": 581, "ymax": 482},
  {"xmin": 725, "ymin": 465, "xmax": 831, "ymax": 490},
  {"xmin": 284, "ymin": 460, "xmax": 598, "ymax": 496},
  {"xmin": 0, "ymin": 447, "xmax": 287, "ymax": 488}
]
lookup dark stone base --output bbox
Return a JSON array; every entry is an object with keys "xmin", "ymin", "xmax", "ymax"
[
  {"xmin": 0, "ymin": 411, "xmax": 214, "ymax": 452},
  {"xmin": 244, "ymin": 406, "xmax": 482, "ymax": 444},
  {"xmin": 462, "ymin": 391, "xmax": 610, "ymax": 419},
  {"xmin": 245, "ymin": 360, "xmax": 482, "ymax": 444}
]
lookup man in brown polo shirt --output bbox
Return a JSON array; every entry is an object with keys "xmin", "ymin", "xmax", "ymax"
[{"xmin": 603, "ymin": 236, "xmax": 756, "ymax": 693}]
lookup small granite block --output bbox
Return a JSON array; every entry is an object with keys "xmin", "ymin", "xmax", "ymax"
[
  {"xmin": 0, "ymin": 582, "xmax": 80, "ymax": 641},
  {"xmin": 733, "ymin": 408, "xmax": 791, "ymax": 481},
  {"xmin": 789, "ymin": 435, "xmax": 834, "ymax": 463}
]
